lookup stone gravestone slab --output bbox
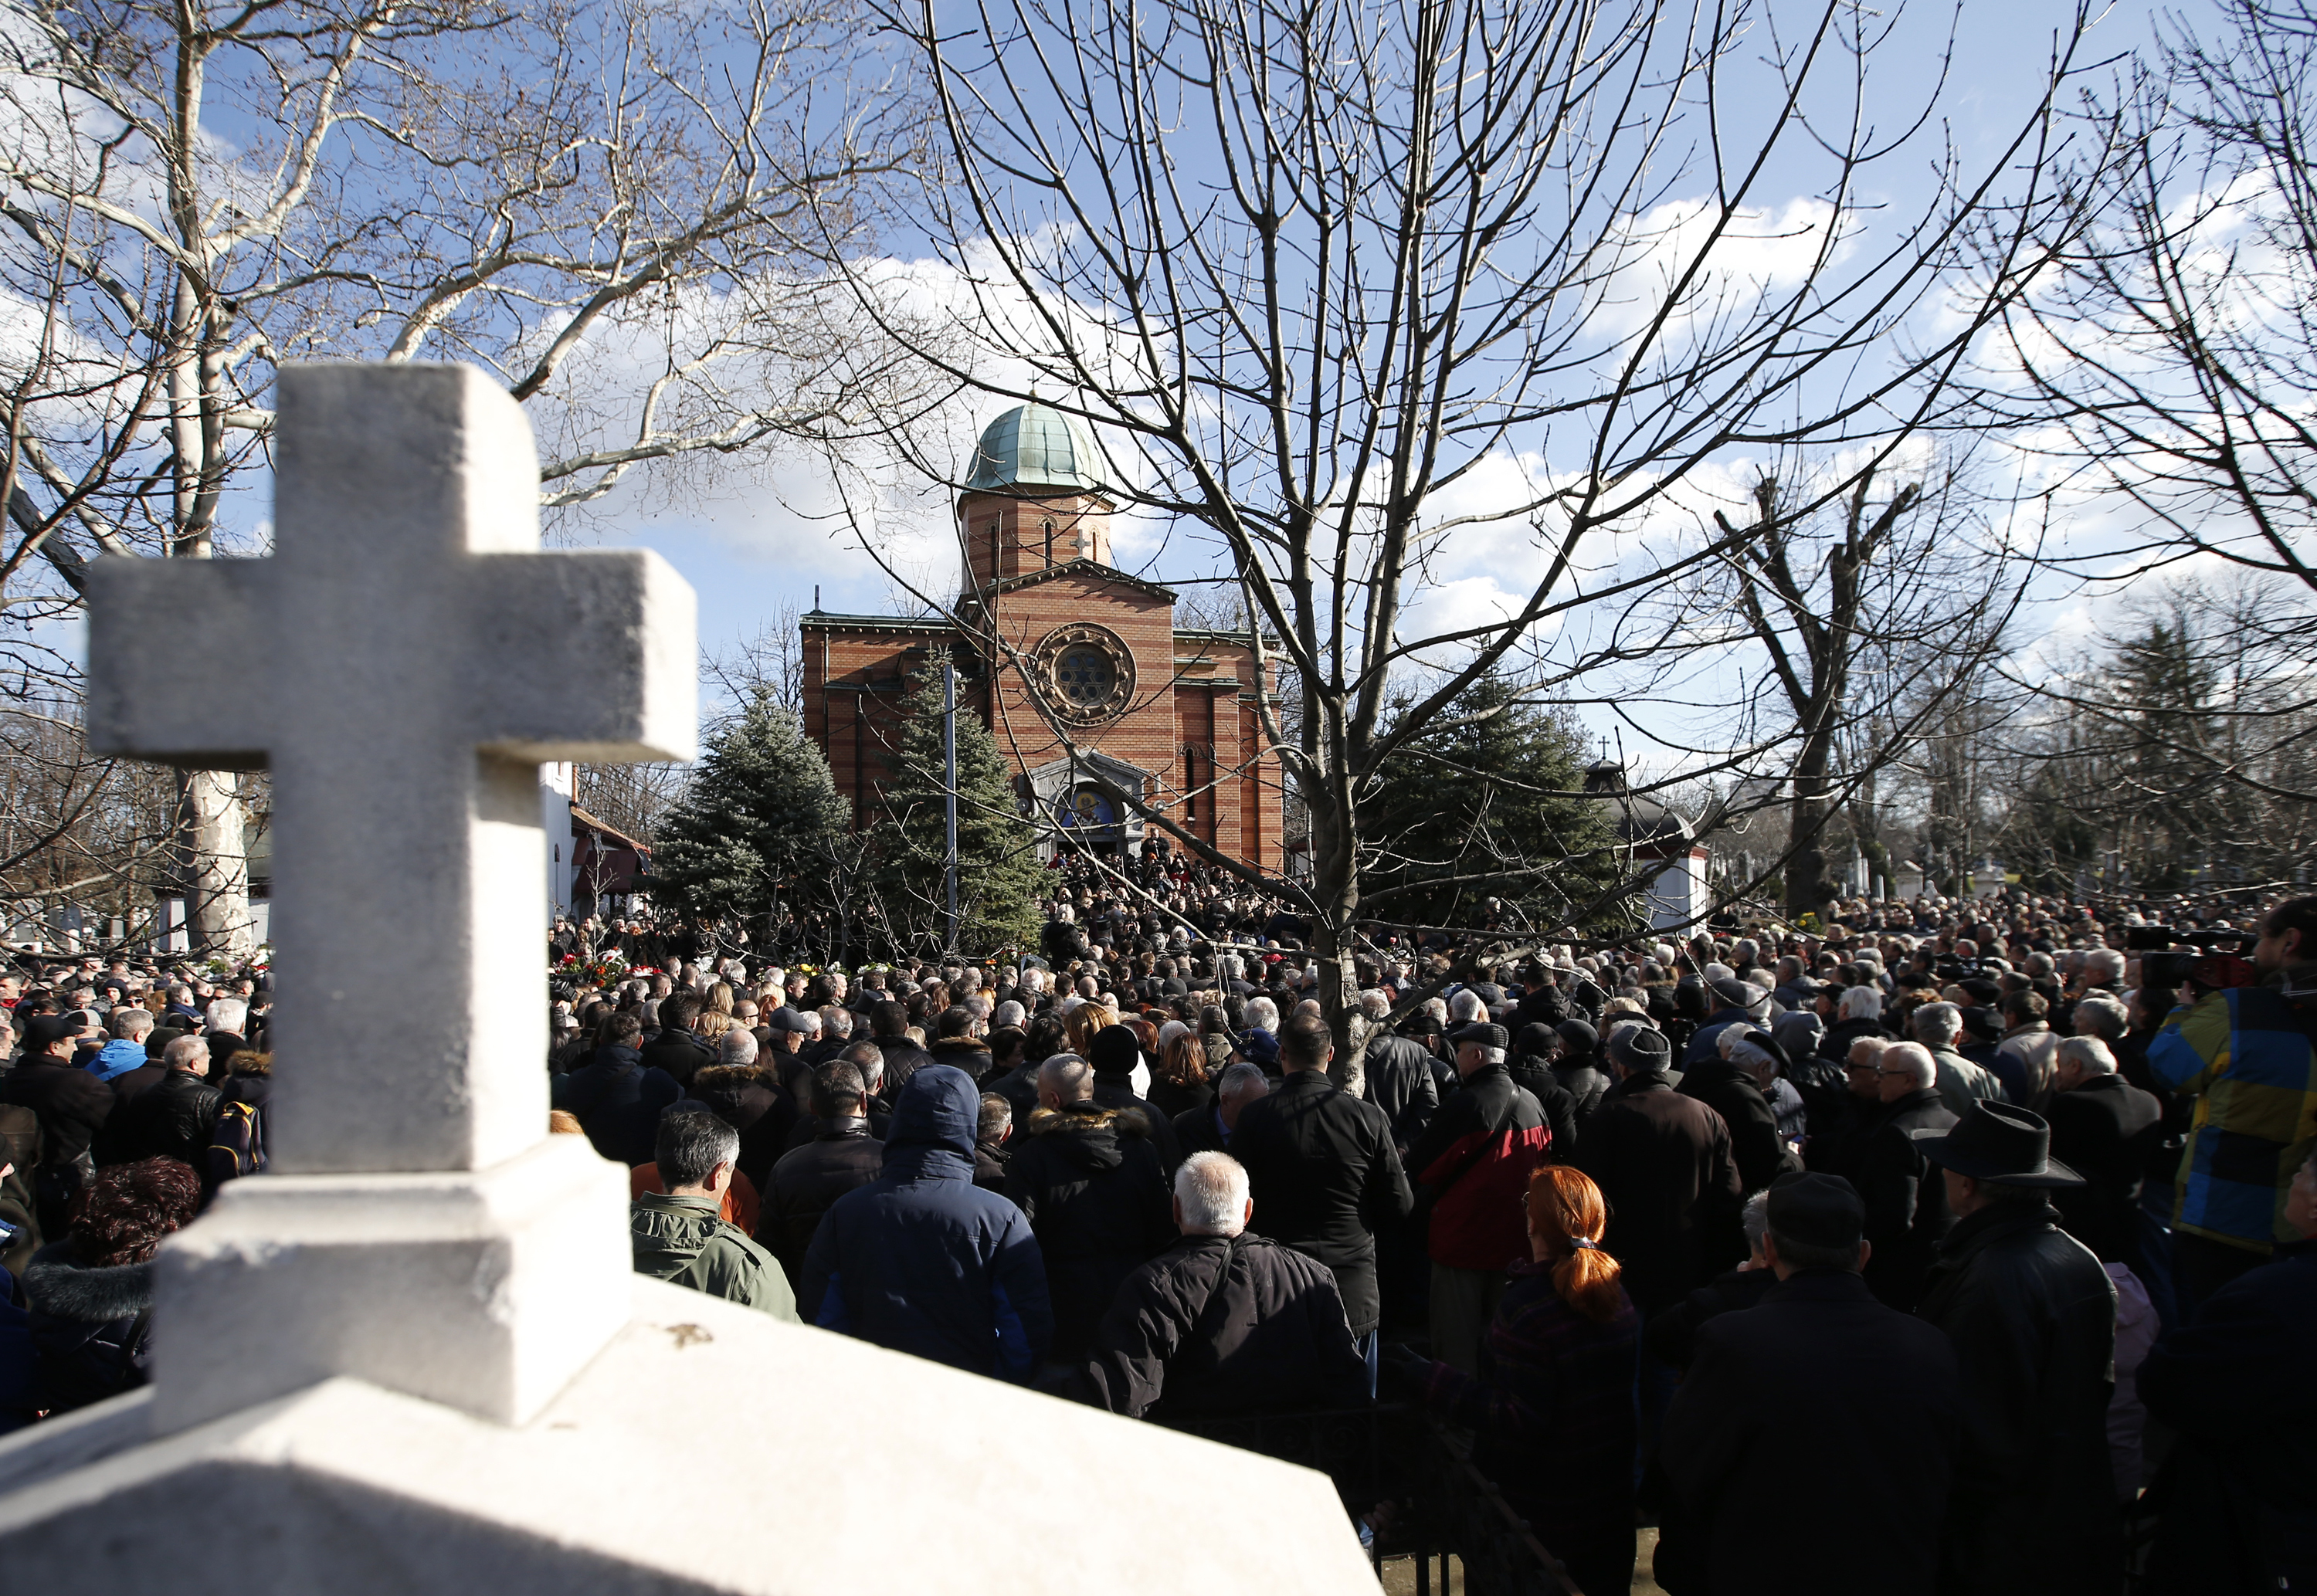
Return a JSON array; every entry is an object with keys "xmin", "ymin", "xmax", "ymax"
[{"xmin": 0, "ymin": 364, "xmax": 1374, "ymax": 1594}]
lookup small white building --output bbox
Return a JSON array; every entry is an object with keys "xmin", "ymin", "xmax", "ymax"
[{"xmin": 1587, "ymin": 761, "xmax": 1711, "ymax": 930}]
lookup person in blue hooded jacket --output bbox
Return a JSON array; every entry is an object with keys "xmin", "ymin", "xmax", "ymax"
[
  {"xmin": 802, "ymin": 1064, "xmax": 1053, "ymax": 1383},
  {"xmin": 82, "ymin": 1009, "xmax": 154, "ymax": 1085}
]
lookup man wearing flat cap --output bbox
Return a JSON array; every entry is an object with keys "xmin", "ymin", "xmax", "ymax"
[
  {"xmin": 1403, "ymin": 1021, "xmax": 1549, "ymax": 1372},
  {"xmin": 1658, "ymin": 1172, "xmax": 1960, "ymax": 1596},
  {"xmin": 1913, "ymin": 1101, "xmax": 2122, "ymax": 1596}
]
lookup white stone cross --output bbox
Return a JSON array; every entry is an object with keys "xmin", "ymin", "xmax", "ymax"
[{"xmin": 86, "ymin": 364, "xmax": 696, "ymax": 1431}]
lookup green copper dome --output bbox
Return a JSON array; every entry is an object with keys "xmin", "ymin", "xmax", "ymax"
[{"xmin": 965, "ymin": 402, "xmax": 1106, "ymax": 493}]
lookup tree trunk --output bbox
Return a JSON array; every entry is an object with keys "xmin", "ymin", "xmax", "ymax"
[
  {"xmin": 1308, "ymin": 798, "xmax": 1367, "ymax": 1098},
  {"xmin": 1785, "ymin": 732, "xmax": 1837, "ymax": 921},
  {"xmin": 178, "ymin": 770, "xmax": 254, "ymax": 956}
]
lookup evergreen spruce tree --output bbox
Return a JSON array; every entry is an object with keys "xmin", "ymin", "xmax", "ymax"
[
  {"xmin": 653, "ymin": 690, "xmax": 845, "ymax": 937},
  {"xmin": 874, "ymin": 658, "xmax": 1047, "ymax": 955},
  {"xmin": 1366, "ymin": 672, "xmax": 1627, "ymax": 931}
]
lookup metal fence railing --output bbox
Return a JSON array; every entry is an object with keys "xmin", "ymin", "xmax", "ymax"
[{"xmin": 1155, "ymin": 1404, "xmax": 1585, "ymax": 1595}]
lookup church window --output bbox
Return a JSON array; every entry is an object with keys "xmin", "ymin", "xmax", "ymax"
[{"xmin": 1055, "ymin": 646, "xmax": 1115, "ymax": 707}]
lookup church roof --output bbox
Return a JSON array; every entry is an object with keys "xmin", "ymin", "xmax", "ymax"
[
  {"xmin": 984, "ymin": 557, "xmax": 1175, "ymax": 601},
  {"xmin": 965, "ymin": 402, "xmax": 1107, "ymax": 494}
]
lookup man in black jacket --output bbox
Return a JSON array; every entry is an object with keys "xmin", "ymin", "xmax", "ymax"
[
  {"xmin": 1227, "ymin": 1013, "xmax": 1411, "ymax": 1383},
  {"xmin": 1358, "ymin": 998, "xmax": 1440, "ymax": 1148},
  {"xmin": 758, "ymin": 1062, "xmax": 884, "ymax": 1285},
  {"xmin": 639, "ymin": 991, "xmax": 714, "ymax": 1087},
  {"xmin": 111, "ymin": 1033, "xmax": 223, "ymax": 1167},
  {"xmin": 1173, "ymin": 1062, "xmax": 1267, "ymax": 1157},
  {"xmin": 0, "ymin": 1015, "xmax": 113, "ymax": 1230},
  {"xmin": 1073, "ymin": 1150, "xmax": 1369, "ymax": 1418},
  {"xmin": 1570, "ymin": 1025, "xmax": 1745, "ymax": 1317},
  {"xmin": 1915, "ymin": 1102, "xmax": 2121, "ymax": 1596},
  {"xmin": 2137, "ymin": 1147, "xmax": 2317, "ymax": 1595},
  {"xmin": 1678, "ymin": 1026, "xmax": 1797, "ymax": 1196},
  {"xmin": 1847, "ymin": 1042, "xmax": 1959, "ymax": 1311},
  {"xmin": 1660, "ymin": 1173, "xmax": 1961, "ymax": 1596},
  {"xmin": 553, "ymin": 1013, "xmax": 650, "ymax": 1164},
  {"xmin": 1002, "ymin": 1054, "xmax": 1175, "ymax": 1363},
  {"xmin": 1572, "ymin": 1022, "xmax": 1745, "ymax": 1475},
  {"xmin": 2042, "ymin": 1034, "xmax": 2163, "ymax": 1264},
  {"xmin": 867, "ymin": 1001, "xmax": 935, "ymax": 1095}
]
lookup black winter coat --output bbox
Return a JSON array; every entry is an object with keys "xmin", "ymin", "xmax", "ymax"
[
  {"xmin": 1145, "ymin": 1074, "xmax": 1212, "ymax": 1122},
  {"xmin": 0, "ymin": 1059, "xmax": 112, "ymax": 1167},
  {"xmin": 1091, "ymin": 1076, "xmax": 1183, "ymax": 1170},
  {"xmin": 1171, "ymin": 1101, "xmax": 1232, "ymax": 1159},
  {"xmin": 2139, "ymin": 1239, "xmax": 2317, "ymax": 1596},
  {"xmin": 1661, "ymin": 1269, "xmax": 1962, "ymax": 1596},
  {"xmin": 1569, "ymin": 1074, "xmax": 1744, "ymax": 1313},
  {"xmin": 1851, "ymin": 1089, "xmax": 1956, "ymax": 1311},
  {"xmin": 1640, "ymin": 1264, "xmax": 1776, "ymax": 1374},
  {"xmin": 1002, "ymin": 1100, "xmax": 1175, "ymax": 1360},
  {"xmin": 1506, "ymin": 1058, "xmax": 1580, "ymax": 1164},
  {"xmin": 19, "ymin": 1241, "xmax": 154, "ymax": 1415},
  {"xmin": 926, "ymin": 1037, "xmax": 992, "ymax": 1087},
  {"xmin": 1552, "ymin": 1060, "xmax": 1611, "ymax": 1133},
  {"xmin": 555, "ymin": 1045, "xmax": 646, "ymax": 1160},
  {"xmin": 1362, "ymin": 1033, "xmax": 1441, "ymax": 1146},
  {"xmin": 758, "ymin": 1125, "xmax": 884, "ymax": 1283},
  {"xmin": 1227, "ymin": 1069, "xmax": 1413, "ymax": 1336},
  {"xmin": 1074, "ymin": 1231, "xmax": 1368, "ymax": 1418},
  {"xmin": 1916, "ymin": 1200, "xmax": 2122, "ymax": 1596},
  {"xmin": 112, "ymin": 1069, "xmax": 222, "ymax": 1167},
  {"xmin": 1678, "ymin": 1058, "xmax": 1799, "ymax": 1197},
  {"xmin": 874, "ymin": 1035, "xmax": 937, "ymax": 1095},
  {"xmin": 2044, "ymin": 1073, "xmax": 2164, "ymax": 1264},
  {"xmin": 1818, "ymin": 1014, "xmax": 1891, "ymax": 1063},
  {"xmin": 639, "ymin": 1029, "xmax": 714, "ymax": 1089}
]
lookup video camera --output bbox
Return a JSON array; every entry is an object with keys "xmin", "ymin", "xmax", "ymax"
[{"xmin": 2123, "ymin": 925, "xmax": 2257, "ymax": 992}]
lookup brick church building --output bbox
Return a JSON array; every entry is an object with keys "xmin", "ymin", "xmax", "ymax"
[{"xmin": 800, "ymin": 402, "xmax": 1285, "ymax": 875}]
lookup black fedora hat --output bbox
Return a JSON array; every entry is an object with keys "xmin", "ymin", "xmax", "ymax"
[{"xmin": 1910, "ymin": 1100, "xmax": 2083, "ymax": 1188}]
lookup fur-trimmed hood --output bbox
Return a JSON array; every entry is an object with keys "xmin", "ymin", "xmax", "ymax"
[
  {"xmin": 1024, "ymin": 1100, "xmax": 1150, "ymax": 1173},
  {"xmin": 22, "ymin": 1245, "xmax": 154, "ymax": 1325}
]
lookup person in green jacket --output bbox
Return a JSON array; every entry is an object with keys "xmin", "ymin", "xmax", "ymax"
[{"xmin": 629, "ymin": 1103, "xmax": 797, "ymax": 1320}]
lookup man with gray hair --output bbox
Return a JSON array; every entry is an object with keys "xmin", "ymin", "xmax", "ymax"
[
  {"xmin": 1912, "ymin": 1001, "xmax": 2004, "ymax": 1119},
  {"xmin": 1071, "ymin": 1152, "xmax": 1368, "ymax": 1418},
  {"xmin": 630, "ymin": 1103, "xmax": 796, "ymax": 1318},
  {"xmin": 202, "ymin": 995, "xmax": 252, "ymax": 1074},
  {"xmin": 1849, "ymin": 1042, "xmax": 1957, "ymax": 1309},
  {"xmin": 1177, "ymin": 1062, "xmax": 1270, "ymax": 1158},
  {"xmin": 2069, "ymin": 995, "xmax": 2128, "ymax": 1044},
  {"xmin": 2044, "ymin": 1035, "xmax": 2163, "ymax": 1263}
]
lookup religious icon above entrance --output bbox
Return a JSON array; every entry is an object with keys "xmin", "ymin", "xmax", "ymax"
[{"xmin": 1033, "ymin": 622, "xmax": 1135, "ymax": 723}]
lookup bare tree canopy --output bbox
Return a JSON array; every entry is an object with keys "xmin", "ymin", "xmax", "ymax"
[
  {"xmin": 836, "ymin": 0, "xmax": 2096, "ymax": 1072},
  {"xmin": 1988, "ymin": 0, "xmax": 2317, "ymax": 601},
  {"xmin": 0, "ymin": 0, "xmax": 922, "ymax": 949}
]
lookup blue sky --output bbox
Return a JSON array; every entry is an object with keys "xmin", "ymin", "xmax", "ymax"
[{"xmin": 567, "ymin": 0, "xmax": 2164, "ymax": 732}]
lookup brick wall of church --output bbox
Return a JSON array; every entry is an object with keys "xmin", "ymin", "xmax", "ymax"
[{"xmin": 801, "ymin": 544, "xmax": 1285, "ymax": 876}]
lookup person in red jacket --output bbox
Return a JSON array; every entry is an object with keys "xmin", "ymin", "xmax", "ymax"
[{"xmin": 1403, "ymin": 1022, "xmax": 1549, "ymax": 1372}]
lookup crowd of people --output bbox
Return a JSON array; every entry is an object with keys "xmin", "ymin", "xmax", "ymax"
[
  {"xmin": 537, "ymin": 881, "xmax": 2315, "ymax": 1595},
  {"xmin": 0, "ymin": 961, "xmax": 270, "ymax": 1429},
  {"xmin": 0, "ymin": 880, "xmax": 2311, "ymax": 1596}
]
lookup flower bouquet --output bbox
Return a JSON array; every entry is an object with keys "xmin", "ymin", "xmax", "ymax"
[{"xmin": 559, "ymin": 948, "xmax": 633, "ymax": 990}]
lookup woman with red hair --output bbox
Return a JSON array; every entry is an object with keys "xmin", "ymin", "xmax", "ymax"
[{"xmin": 1386, "ymin": 1164, "xmax": 1640, "ymax": 1594}]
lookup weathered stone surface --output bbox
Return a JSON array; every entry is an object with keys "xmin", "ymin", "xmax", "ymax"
[{"xmin": 0, "ymin": 1278, "xmax": 1376, "ymax": 1594}]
